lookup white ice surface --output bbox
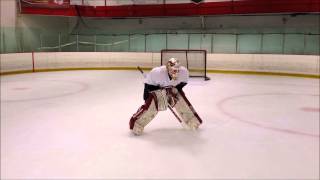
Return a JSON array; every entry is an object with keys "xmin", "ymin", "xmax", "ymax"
[{"xmin": 1, "ymin": 70, "xmax": 319, "ymax": 179}]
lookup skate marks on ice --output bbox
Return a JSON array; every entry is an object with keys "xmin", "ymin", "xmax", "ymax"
[
  {"xmin": 1, "ymin": 79, "xmax": 89, "ymax": 102},
  {"xmin": 216, "ymin": 92, "xmax": 319, "ymax": 138},
  {"xmin": 1, "ymin": 71, "xmax": 319, "ymax": 179},
  {"xmin": 130, "ymin": 127, "xmax": 207, "ymax": 154}
]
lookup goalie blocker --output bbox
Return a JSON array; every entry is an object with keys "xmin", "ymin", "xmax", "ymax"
[{"xmin": 129, "ymin": 87, "xmax": 202, "ymax": 135}]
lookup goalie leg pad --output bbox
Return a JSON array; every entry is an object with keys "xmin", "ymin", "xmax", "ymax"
[
  {"xmin": 151, "ymin": 89, "xmax": 168, "ymax": 111},
  {"xmin": 129, "ymin": 95, "xmax": 158, "ymax": 135},
  {"xmin": 174, "ymin": 91, "xmax": 202, "ymax": 130},
  {"xmin": 166, "ymin": 87, "xmax": 179, "ymax": 107}
]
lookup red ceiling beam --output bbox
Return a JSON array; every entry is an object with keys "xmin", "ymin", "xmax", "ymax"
[{"xmin": 20, "ymin": 0, "xmax": 320, "ymax": 17}]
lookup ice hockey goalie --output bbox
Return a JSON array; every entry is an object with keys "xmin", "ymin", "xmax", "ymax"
[{"xmin": 129, "ymin": 58, "xmax": 202, "ymax": 135}]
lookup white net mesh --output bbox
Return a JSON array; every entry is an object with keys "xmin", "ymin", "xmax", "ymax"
[{"xmin": 161, "ymin": 49, "xmax": 208, "ymax": 79}]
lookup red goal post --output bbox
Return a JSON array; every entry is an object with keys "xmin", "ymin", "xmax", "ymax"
[{"xmin": 161, "ymin": 49, "xmax": 210, "ymax": 80}]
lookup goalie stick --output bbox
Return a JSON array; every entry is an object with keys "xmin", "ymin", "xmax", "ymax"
[
  {"xmin": 137, "ymin": 66, "xmax": 182, "ymax": 123},
  {"xmin": 137, "ymin": 66, "xmax": 146, "ymax": 78}
]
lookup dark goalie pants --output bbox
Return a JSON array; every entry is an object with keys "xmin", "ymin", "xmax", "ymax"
[{"xmin": 129, "ymin": 88, "xmax": 202, "ymax": 135}]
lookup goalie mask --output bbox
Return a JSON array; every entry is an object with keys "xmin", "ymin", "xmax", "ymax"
[{"xmin": 166, "ymin": 58, "xmax": 180, "ymax": 80}]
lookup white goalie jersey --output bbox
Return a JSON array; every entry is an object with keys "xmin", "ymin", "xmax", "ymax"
[{"xmin": 145, "ymin": 65, "xmax": 189, "ymax": 87}]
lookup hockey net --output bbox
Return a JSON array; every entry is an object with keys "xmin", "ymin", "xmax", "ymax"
[{"xmin": 161, "ymin": 49, "xmax": 209, "ymax": 80}]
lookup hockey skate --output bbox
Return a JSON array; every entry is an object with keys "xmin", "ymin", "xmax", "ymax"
[{"xmin": 132, "ymin": 123, "xmax": 144, "ymax": 135}]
